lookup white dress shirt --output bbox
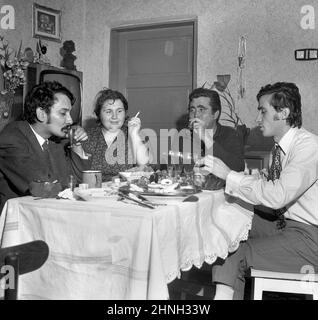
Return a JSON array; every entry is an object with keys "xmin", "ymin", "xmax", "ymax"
[
  {"xmin": 225, "ymin": 127, "xmax": 318, "ymax": 226},
  {"xmin": 29, "ymin": 124, "xmax": 47, "ymax": 150}
]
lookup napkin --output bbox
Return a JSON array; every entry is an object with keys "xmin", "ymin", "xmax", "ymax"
[{"xmin": 57, "ymin": 188, "xmax": 77, "ymax": 200}]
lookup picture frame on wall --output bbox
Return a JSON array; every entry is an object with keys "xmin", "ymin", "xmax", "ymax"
[{"xmin": 33, "ymin": 3, "xmax": 61, "ymax": 42}]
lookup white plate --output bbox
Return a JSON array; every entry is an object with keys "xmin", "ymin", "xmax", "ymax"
[
  {"xmin": 74, "ymin": 188, "xmax": 118, "ymax": 201},
  {"xmin": 141, "ymin": 195, "xmax": 185, "ymax": 202}
]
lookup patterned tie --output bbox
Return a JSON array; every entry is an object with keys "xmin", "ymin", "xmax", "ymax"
[{"xmin": 267, "ymin": 144, "xmax": 286, "ymax": 229}]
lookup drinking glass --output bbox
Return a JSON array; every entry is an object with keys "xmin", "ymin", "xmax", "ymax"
[
  {"xmin": 67, "ymin": 127, "xmax": 77, "ymax": 148},
  {"xmin": 193, "ymin": 170, "xmax": 206, "ymax": 188}
]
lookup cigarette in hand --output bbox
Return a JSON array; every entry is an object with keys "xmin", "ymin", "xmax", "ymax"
[{"xmin": 134, "ymin": 111, "xmax": 140, "ymax": 118}]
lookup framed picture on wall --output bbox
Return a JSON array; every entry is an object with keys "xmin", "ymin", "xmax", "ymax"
[{"xmin": 32, "ymin": 3, "xmax": 61, "ymax": 42}]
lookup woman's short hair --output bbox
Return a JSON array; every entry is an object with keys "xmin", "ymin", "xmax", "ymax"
[
  {"xmin": 257, "ymin": 82, "xmax": 302, "ymax": 128},
  {"xmin": 93, "ymin": 88, "xmax": 128, "ymax": 121},
  {"xmin": 23, "ymin": 81, "xmax": 75, "ymax": 124}
]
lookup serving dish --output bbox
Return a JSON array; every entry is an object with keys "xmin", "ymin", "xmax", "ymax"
[
  {"xmin": 119, "ymin": 171, "xmax": 153, "ymax": 182},
  {"xmin": 119, "ymin": 184, "xmax": 201, "ymax": 198},
  {"xmin": 73, "ymin": 188, "xmax": 118, "ymax": 201}
]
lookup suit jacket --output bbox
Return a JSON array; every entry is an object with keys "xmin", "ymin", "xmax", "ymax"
[{"xmin": 0, "ymin": 121, "xmax": 85, "ymax": 212}]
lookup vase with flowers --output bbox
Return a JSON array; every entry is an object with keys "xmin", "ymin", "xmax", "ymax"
[
  {"xmin": 0, "ymin": 35, "xmax": 29, "ymax": 130},
  {"xmin": 204, "ymin": 74, "xmax": 250, "ymax": 145}
]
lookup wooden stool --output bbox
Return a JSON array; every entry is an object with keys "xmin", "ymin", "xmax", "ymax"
[{"xmin": 250, "ymin": 268, "xmax": 318, "ymax": 300}]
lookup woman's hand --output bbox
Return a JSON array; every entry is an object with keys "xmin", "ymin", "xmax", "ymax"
[
  {"xmin": 128, "ymin": 116, "xmax": 141, "ymax": 136},
  {"xmin": 127, "ymin": 116, "xmax": 151, "ymax": 165}
]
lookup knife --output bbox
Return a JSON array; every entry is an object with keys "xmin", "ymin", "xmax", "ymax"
[{"xmin": 118, "ymin": 191, "xmax": 155, "ymax": 209}]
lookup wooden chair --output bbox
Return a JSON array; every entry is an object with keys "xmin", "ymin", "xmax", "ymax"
[
  {"xmin": 250, "ymin": 268, "xmax": 318, "ymax": 300},
  {"xmin": 0, "ymin": 240, "xmax": 49, "ymax": 300}
]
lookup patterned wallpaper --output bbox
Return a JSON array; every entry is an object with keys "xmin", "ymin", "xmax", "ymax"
[{"xmin": 2, "ymin": 0, "xmax": 318, "ymax": 136}]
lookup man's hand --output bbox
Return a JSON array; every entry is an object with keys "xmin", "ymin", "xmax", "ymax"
[
  {"xmin": 196, "ymin": 155, "xmax": 231, "ymax": 180},
  {"xmin": 29, "ymin": 181, "xmax": 62, "ymax": 198},
  {"xmin": 73, "ymin": 126, "xmax": 88, "ymax": 145},
  {"xmin": 189, "ymin": 118, "xmax": 214, "ymax": 148},
  {"xmin": 189, "ymin": 117, "xmax": 204, "ymax": 140}
]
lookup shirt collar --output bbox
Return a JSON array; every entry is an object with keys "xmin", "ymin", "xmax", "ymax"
[
  {"xmin": 276, "ymin": 127, "xmax": 298, "ymax": 155},
  {"xmin": 29, "ymin": 124, "xmax": 47, "ymax": 150}
]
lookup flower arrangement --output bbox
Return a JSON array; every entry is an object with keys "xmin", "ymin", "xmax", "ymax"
[
  {"xmin": 203, "ymin": 74, "xmax": 250, "ymax": 144},
  {"xmin": 0, "ymin": 35, "xmax": 29, "ymax": 94},
  {"xmin": 207, "ymin": 74, "xmax": 244, "ymax": 127}
]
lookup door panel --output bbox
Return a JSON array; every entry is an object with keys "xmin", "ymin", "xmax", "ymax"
[
  {"xmin": 127, "ymin": 87, "xmax": 189, "ymax": 130},
  {"xmin": 126, "ymin": 37, "xmax": 192, "ymax": 75},
  {"xmin": 110, "ymin": 22, "xmax": 195, "ymax": 164}
]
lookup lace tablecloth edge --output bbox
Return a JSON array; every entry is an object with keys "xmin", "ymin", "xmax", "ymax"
[{"xmin": 165, "ymin": 221, "xmax": 252, "ymax": 283}]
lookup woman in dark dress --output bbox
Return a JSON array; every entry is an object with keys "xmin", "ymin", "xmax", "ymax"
[{"xmin": 78, "ymin": 89, "xmax": 150, "ymax": 181}]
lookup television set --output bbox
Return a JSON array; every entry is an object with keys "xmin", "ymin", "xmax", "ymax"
[
  {"xmin": 24, "ymin": 63, "xmax": 83, "ymax": 125},
  {"xmin": 0, "ymin": 64, "xmax": 83, "ymax": 132}
]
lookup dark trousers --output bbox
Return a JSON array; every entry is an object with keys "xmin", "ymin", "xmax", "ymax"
[{"xmin": 212, "ymin": 213, "xmax": 318, "ymax": 299}]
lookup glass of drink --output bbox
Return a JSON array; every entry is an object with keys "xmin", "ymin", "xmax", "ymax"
[
  {"xmin": 67, "ymin": 126, "xmax": 77, "ymax": 148},
  {"xmin": 193, "ymin": 167, "xmax": 206, "ymax": 188}
]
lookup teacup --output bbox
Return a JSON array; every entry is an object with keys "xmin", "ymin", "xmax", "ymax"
[{"xmin": 82, "ymin": 170, "xmax": 102, "ymax": 188}]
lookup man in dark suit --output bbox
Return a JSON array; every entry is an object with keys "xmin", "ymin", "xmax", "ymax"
[
  {"xmin": 171, "ymin": 87, "xmax": 245, "ymax": 189},
  {"xmin": 0, "ymin": 81, "xmax": 88, "ymax": 212}
]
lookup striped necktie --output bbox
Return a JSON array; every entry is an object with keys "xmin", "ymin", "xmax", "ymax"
[{"xmin": 268, "ymin": 144, "xmax": 286, "ymax": 229}]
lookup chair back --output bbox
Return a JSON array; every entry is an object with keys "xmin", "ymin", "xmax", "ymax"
[{"xmin": 0, "ymin": 240, "xmax": 49, "ymax": 300}]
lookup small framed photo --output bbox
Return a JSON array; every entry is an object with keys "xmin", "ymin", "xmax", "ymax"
[
  {"xmin": 33, "ymin": 3, "xmax": 61, "ymax": 42},
  {"xmin": 308, "ymin": 49, "xmax": 318, "ymax": 60},
  {"xmin": 295, "ymin": 49, "xmax": 305, "ymax": 60}
]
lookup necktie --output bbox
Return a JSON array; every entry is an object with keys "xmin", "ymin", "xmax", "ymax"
[
  {"xmin": 42, "ymin": 140, "xmax": 54, "ymax": 181},
  {"xmin": 267, "ymin": 144, "xmax": 286, "ymax": 229}
]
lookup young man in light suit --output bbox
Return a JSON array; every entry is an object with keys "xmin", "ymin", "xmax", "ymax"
[{"xmin": 200, "ymin": 82, "xmax": 318, "ymax": 299}]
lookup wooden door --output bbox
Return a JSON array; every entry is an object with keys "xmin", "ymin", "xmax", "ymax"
[{"xmin": 110, "ymin": 22, "xmax": 196, "ymax": 164}]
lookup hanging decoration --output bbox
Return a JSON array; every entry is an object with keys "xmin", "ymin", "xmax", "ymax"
[{"xmin": 237, "ymin": 36, "xmax": 246, "ymax": 99}]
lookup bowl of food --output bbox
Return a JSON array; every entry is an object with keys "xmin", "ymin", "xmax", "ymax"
[
  {"xmin": 119, "ymin": 171, "xmax": 153, "ymax": 182},
  {"xmin": 119, "ymin": 166, "xmax": 154, "ymax": 182}
]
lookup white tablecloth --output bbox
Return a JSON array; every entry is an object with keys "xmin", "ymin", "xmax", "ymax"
[{"xmin": 0, "ymin": 191, "xmax": 253, "ymax": 300}]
